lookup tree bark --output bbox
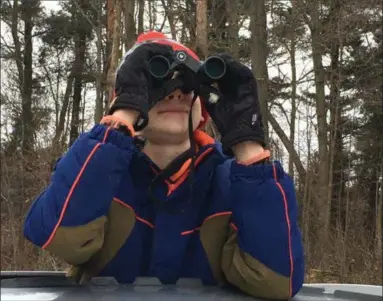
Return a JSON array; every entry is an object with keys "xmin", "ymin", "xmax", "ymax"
[
  {"xmin": 327, "ymin": 0, "xmax": 345, "ymax": 232},
  {"xmin": 11, "ymin": 0, "xmax": 24, "ymax": 90},
  {"xmin": 289, "ymin": 0, "xmax": 298, "ymax": 178},
  {"xmin": 375, "ymin": 153, "xmax": 383, "ymax": 266},
  {"xmin": 105, "ymin": 0, "xmax": 115, "ymax": 111},
  {"xmin": 122, "ymin": 0, "xmax": 136, "ymax": 52},
  {"xmin": 210, "ymin": 0, "xmax": 226, "ymax": 53},
  {"xmin": 226, "ymin": 0, "xmax": 238, "ymax": 58},
  {"xmin": 308, "ymin": 0, "xmax": 330, "ymax": 242},
  {"xmin": 21, "ymin": 0, "xmax": 35, "ymax": 154},
  {"xmin": 69, "ymin": 0, "xmax": 88, "ymax": 145},
  {"xmin": 161, "ymin": 0, "xmax": 177, "ymax": 39},
  {"xmin": 269, "ymin": 114, "xmax": 306, "ymax": 179},
  {"xmin": 53, "ymin": 71, "xmax": 74, "ymax": 151},
  {"xmin": 184, "ymin": 0, "xmax": 197, "ymax": 47},
  {"xmin": 196, "ymin": 0, "xmax": 208, "ymax": 58},
  {"xmin": 250, "ymin": 0, "xmax": 269, "ymax": 144},
  {"xmin": 94, "ymin": 0, "xmax": 104, "ymax": 123},
  {"xmin": 137, "ymin": 0, "xmax": 144, "ymax": 34},
  {"xmin": 106, "ymin": 0, "xmax": 122, "ymax": 105}
]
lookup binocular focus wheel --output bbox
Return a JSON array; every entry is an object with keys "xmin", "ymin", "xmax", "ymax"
[{"xmin": 176, "ymin": 52, "xmax": 187, "ymax": 62}]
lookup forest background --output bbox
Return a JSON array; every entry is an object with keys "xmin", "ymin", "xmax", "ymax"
[{"xmin": 0, "ymin": 0, "xmax": 382, "ymax": 284}]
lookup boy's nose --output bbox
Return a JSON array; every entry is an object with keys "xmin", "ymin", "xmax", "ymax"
[{"xmin": 165, "ymin": 89, "xmax": 183, "ymax": 102}]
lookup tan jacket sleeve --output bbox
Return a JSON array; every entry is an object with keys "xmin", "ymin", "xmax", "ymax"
[{"xmin": 221, "ymin": 228, "xmax": 292, "ymax": 300}]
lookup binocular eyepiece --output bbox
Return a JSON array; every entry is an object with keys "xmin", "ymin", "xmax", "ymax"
[{"xmin": 148, "ymin": 51, "xmax": 226, "ymax": 83}]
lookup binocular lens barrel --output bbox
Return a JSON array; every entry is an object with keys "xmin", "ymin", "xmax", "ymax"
[
  {"xmin": 202, "ymin": 56, "xmax": 226, "ymax": 80},
  {"xmin": 148, "ymin": 55, "xmax": 171, "ymax": 78},
  {"xmin": 148, "ymin": 54, "xmax": 226, "ymax": 80}
]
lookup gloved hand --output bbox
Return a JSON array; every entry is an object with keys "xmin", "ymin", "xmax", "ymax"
[
  {"xmin": 109, "ymin": 43, "xmax": 177, "ymax": 131},
  {"xmin": 199, "ymin": 53, "xmax": 265, "ymax": 155}
]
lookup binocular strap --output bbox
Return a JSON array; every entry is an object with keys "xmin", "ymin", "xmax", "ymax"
[{"xmin": 148, "ymin": 93, "xmax": 199, "ymax": 214}]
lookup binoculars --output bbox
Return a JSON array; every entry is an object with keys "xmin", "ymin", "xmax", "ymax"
[{"xmin": 148, "ymin": 50, "xmax": 226, "ymax": 84}]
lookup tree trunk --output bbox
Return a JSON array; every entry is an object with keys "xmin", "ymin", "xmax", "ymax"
[
  {"xmin": 122, "ymin": 0, "xmax": 136, "ymax": 52},
  {"xmin": 302, "ymin": 110, "xmax": 313, "ymax": 261},
  {"xmin": 105, "ymin": 0, "xmax": 115, "ymax": 111},
  {"xmin": 69, "ymin": 1, "xmax": 88, "ymax": 146},
  {"xmin": 375, "ymin": 153, "xmax": 383, "ymax": 267},
  {"xmin": 309, "ymin": 1, "xmax": 330, "ymax": 243},
  {"xmin": 62, "ymin": 97, "xmax": 72, "ymax": 146},
  {"xmin": 137, "ymin": 0, "xmax": 144, "ymax": 34},
  {"xmin": 250, "ymin": 0, "xmax": 269, "ymax": 144},
  {"xmin": 226, "ymin": 0, "xmax": 238, "ymax": 58},
  {"xmin": 53, "ymin": 70, "xmax": 74, "ymax": 152},
  {"xmin": 269, "ymin": 114, "xmax": 306, "ymax": 179},
  {"xmin": 81, "ymin": 85, "xmax": 87, "ymax": 133},
  {"xmin": 209, "ymin": 0, "xmax": 227, "ymax": 53},
  {"xmin": 107, "ymin": 0, "xmax": 115, "ymax": 47},
  {"xmin": 327, "ymin": 0, "xmax": 345, "ymax": 233},
  {"xmin": 196, "ymin": 0, "xmax": 208, "ymax": 58},
  {"xmin": 289, "ymin": 0, "xmax": 298, "ymax": 178},
  {"xmin": 11, "ymin": 0, "xmax": 24, "ymax": 90},
  {"xmin": 94, "ymin": 0, "xmax": 104, "ymax": 123},
  {"xmin": 106, "ymin": 0, "xmax": 122, "ymax": 105},
  {"xmin": 21, "ymin": 0, "xmax": 35, "ymax": 154},
  {"xmin": 162, "ymin": 0, "xmax": 177, "ymax": 39},
  {"xmin": 184, "ymin": 0, "xmax": 197, "ymax": 47}
]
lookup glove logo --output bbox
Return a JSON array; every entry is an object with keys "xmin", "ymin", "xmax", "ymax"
[
  {"xmin": 251, "ymin": 113, "xmax": 258, "ymax": 125},
  {"xmin": 208, "ymin": 93, "xmax": 219, "ymax": 104},
  {"xmin": 171, "ymin": 71, "xmax": 180, "ymax": 79}
]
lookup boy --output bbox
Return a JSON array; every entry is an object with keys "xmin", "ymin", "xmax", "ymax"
[{"xmin": 24, "ymin": 32, "xmax": 304, "ymax": 300}]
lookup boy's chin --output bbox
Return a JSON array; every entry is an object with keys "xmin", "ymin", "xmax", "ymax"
[
  {"xmin": 143, "ymin": 124, "xmax": 190, "ymax": 143},
  {"xmin": 156, "ymin": 118, "xmax": 189, "ymax": 133},
  {"xmin": 158, "ymin": 125, "xmax": 189, "ymax": 136}
]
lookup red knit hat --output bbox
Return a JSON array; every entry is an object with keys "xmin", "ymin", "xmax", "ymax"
[{"xmin": 133, "ymin": 31, "xmax": 210, "ymax": 129}]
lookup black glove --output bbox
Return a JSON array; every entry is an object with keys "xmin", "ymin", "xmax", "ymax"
[
  {"xmin": 109, "ymin": 43, "xmax": 183, "ymax": 131},
  {"xmin": 199, "ymin": 53, "xmax": 265, "ymax": 155}
]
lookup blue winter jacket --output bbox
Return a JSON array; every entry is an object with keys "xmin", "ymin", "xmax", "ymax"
[{"xmin": 24, "ymin": 123, "xmax": 304, "ymax": 299}]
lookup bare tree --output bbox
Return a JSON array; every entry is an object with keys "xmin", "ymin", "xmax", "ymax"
[
  {"xmin": 305, "ymin": 0, "xmax": 331, "ymax": 240},
  {"xmin": 122, "ymin": 0, "xmax": 136, "ymax": 52},
  {"xmin": 69, "ymin": 0, "xmax": 89, "ymax": 145},
  {"xmin": 105, "ymin": 0, "xmax": 122, "ymax": 106},
  {"xmin": 225, "ymin": 0, "xmax": 239, "ymax": 58},
  {"xmin": 94, "ymin": 0, "xmax": 104, "ymax": 123},
  {"xmin": 137, "ymin": 0, "xmax": 144, "ymax": 34},
  {"xmin": 250, "ymin": 0, "xmax": 270, "ymax": 143},
  {"xmin": 196, "ymin": 0, "xmax": 208, "ymax": 58}
]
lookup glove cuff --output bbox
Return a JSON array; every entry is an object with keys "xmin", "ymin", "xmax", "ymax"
[
  {"xmin": 100, "ymin": 115, "xmax": 136, "ymax": 136},
  {"xmin": 108, "ymin": 91, "xmax": 150, "ymax": 131},
  {"xmin": 221, "ymin": 129, "xmax": 266, "ymax": 156}
]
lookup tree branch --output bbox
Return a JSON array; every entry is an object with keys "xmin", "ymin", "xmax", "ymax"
[{"xmin": 269, "ymin": 113, "xmax": 307, "ymax": 179}]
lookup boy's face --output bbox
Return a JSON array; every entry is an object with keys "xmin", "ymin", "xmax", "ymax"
[{"xmin": 141, "ymin": 89, "xmax": 204, "ymax": 143}]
